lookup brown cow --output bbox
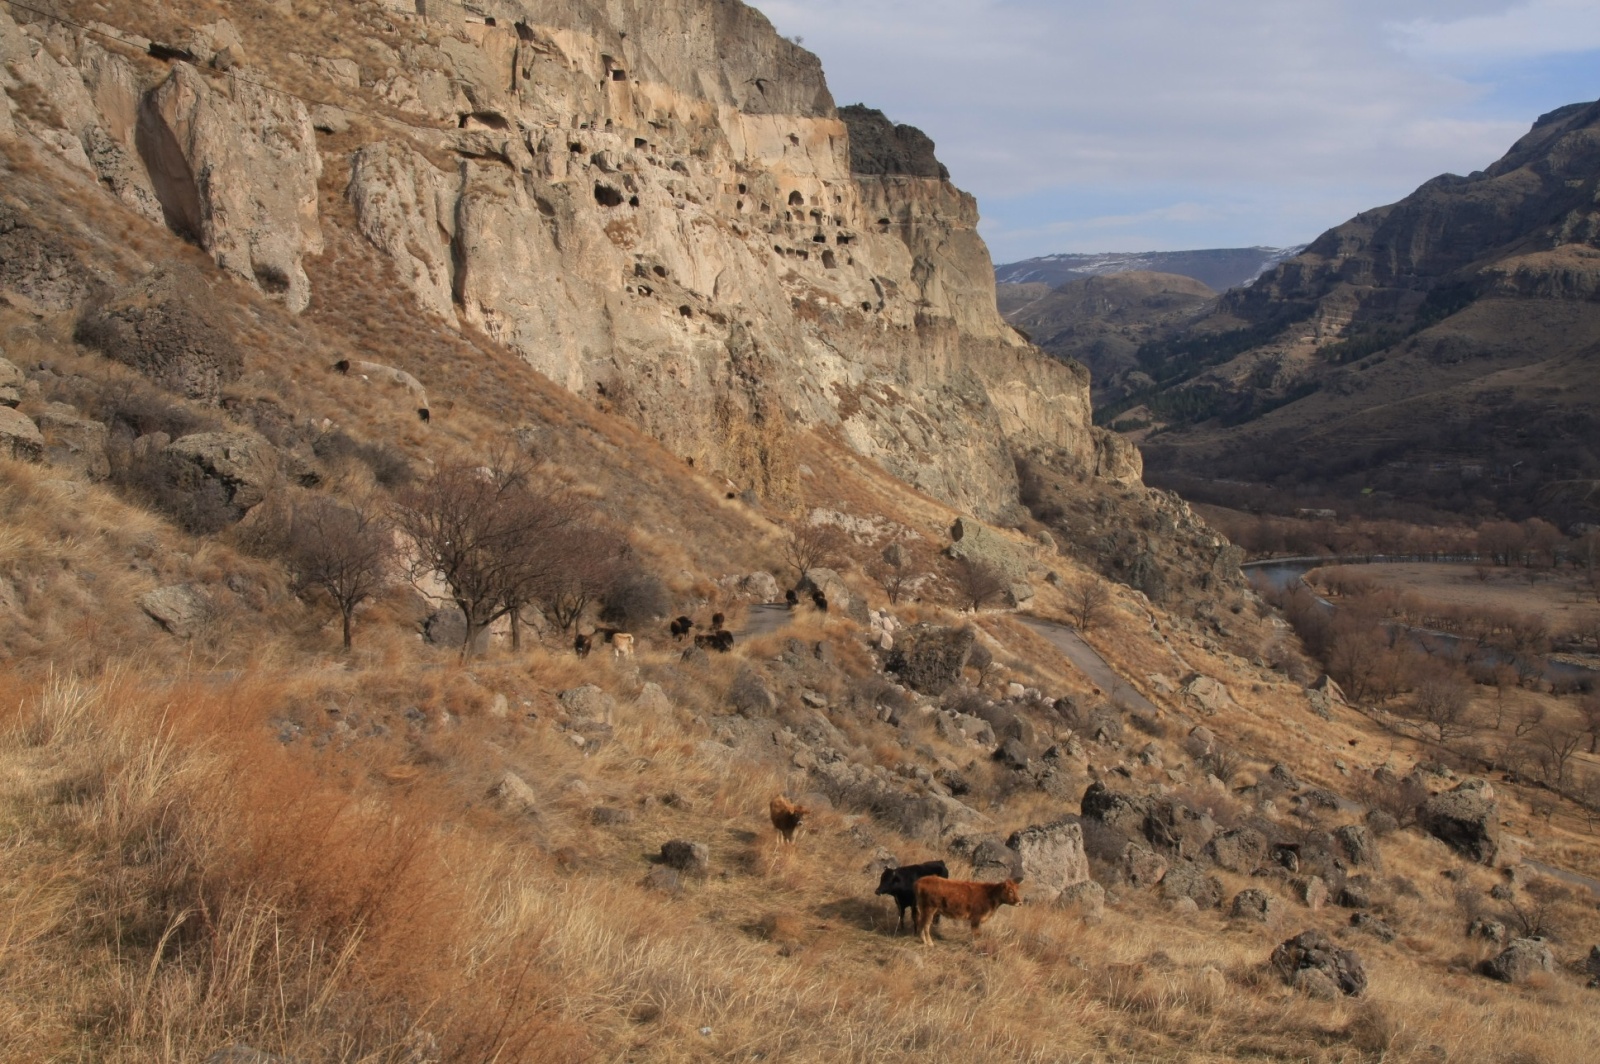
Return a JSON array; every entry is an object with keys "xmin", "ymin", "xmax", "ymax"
[
  {"xmin": 914, "ymin": 877, "xmax": 1022, "ymax": 945},
  {"xmin": 768, "ymin": 794, "xmax": 810, "ymax": 845}
]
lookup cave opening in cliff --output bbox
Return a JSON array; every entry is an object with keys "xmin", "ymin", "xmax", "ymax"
[
  {"xmin": 787, "ymin": 191, "xmax": 804, "ymax": 206},
  {"xmin": 515, "ymin": 22, "xmax": 535, "ymax": 41},
  {"xmin": 594, "ymin": 184, "xmax": 624, "ymax": 207},
  {"xmin": 612, "ymin": 69, "xmax": 627, "ymax": 81},
  {"xmin": 678, "ymin": 305, "xmax": 693, "ymax": 318},
  {"xmin": 822, "ymin": 251, "xmax": 837, "ymax": 269}
]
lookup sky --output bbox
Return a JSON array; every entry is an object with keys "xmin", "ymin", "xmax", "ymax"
[{"xmin": 756, "ymin": 0, "xmax": 1600, "ymax": 263}]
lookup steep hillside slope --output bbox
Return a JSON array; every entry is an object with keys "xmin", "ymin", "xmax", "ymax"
[
  {"xmin": 1000, "ymin": 271, "xmax": 1215, "ymax": 406},
  {"xmin": 1115, "ymin": 101, "xmax": 1600, "ymax": 521}
]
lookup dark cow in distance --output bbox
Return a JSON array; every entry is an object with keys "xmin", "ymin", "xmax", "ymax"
[
  {"xmin": 785, "ymin": 588, "xmax": 799, "ymax": 609},
  {"xmin": 573, "ymin": 633, "xmax": 592, "ymax": 658},
  {"xmin": 874, "ymin": 860, "xmax": 950, "ymax": 933},
  {"xmin": 670, "ymin": 615, "xmax": 695, "ymax": 640},
  {"xmin": 812, "ymin": 589, "xmax": 828, "ymax": 612},
  {"xmin": 915, "ymin": 877, "xmax": 1022, "ymax": 946}
]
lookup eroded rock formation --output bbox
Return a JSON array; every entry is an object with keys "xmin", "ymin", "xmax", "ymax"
[{"xmin": 0, "ymin": 0, "xmax": 1117, "ymax": 518}]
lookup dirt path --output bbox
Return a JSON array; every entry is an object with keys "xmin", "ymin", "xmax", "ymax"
[{"xmin": 1018, "ymin": 616, "xmax": 1162, "ymax": 715}]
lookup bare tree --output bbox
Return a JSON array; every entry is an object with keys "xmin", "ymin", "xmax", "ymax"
[
  {"xmin": 870, "ymin": 542, "xmax": 914, "ymax": 605},
  {"xmin": 1067, "ymin": 577, "xmax": 1112, "ymax": 633},
  {"xmin": 1514, "ymin": 703, "xmax": 1546, "ymax": 739},
  {"xmin": 284, "ymin": 495, "xmax": 394, "ymax": 650},
  {"xmin": 538, "ymin": 524, "xmax": 630, "ymax": 633},
  {"xmin": 952, "ymin": 556, "xmax": 1007, "ymax": 612},
  {"xmin": 1580, "ymin": 692, "xmax": 1600, "ymax": 755},
  {"xmin": 393, "ymin": 457, "xmax": 584, "ymax": 659},
  {"xmin": 1529, "ymin": 722, "xmax": 1583, "ymax": 787},
  {"xmin": 782, "ymin": 520, "xmax": 845, "ymax": 582},
  {"xmin": 1412, "ymin": 669, "xmax": 1474, "ymax": 742}
]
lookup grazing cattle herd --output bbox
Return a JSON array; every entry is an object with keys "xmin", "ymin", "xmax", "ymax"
[{"xmin": 562, "ymin": 600, "xmax": 1021, "ymax": 948}]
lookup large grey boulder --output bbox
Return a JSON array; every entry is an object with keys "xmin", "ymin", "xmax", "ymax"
[
  {"xmin": 164, "ymin": 431, "xmax": 280, "ymax": 510},
  {"xmin": 659, "ymin": 839, "xmax": 709, "ymax": 876},
  {"xmin": 1079, "ymin": 781, "xmax": 1153, "ymax": 838},
  {"xmin": 1335, "ymin": 823, "xmax": 1382, "ymax": 869},
  {"xmin": 1006, "ymin": 818, "xmax": 1089, "ymax": 902},
  {"xmin": 1419, "ymin": 781, "xmax": 1502, "ymax": 864},
  {"xmin": 1230, "ymin": 888, "xmax": 1276, "ymax": 922},
  {"xmin": 884, "ymin": 624, "xmax": 975, "ymax": 695},
  {"xmin": 1160, "ymin": 860, "xmax": 1223, "ymax": 909},
  {"xmin": 0, "ymin": 406, "xmax": 43, "ymax": 461},
  {"xmin": 560, "ymin": 684, "xmax": 617, "ymax": 725},
  {"xmin": 947, "ymin": 516, "xmax": 1034, "ymax": 604},
  {"xmin": 1484, "ymin": 938, "xmax": 1554, "ymax": 983},
  {"xmin": 1122, "ymin": 843, "xmax": 1168, "ymax": 889},
  {"xmin": 0, "ymin": 355, "xmax": 23, "ymax": 406},
  {"xmin": 36, "ymin": 402, "xmax": 109, "ymax": 479},
  {"xmin": 1270, "ymin": 930, "xmax": 1367, "ymax": 996},
  {"xmin": 489, "ymin": 770, "xmax": 539, "ymax": 815},
  {"xmin": 139, "ymin": 584, "xmax": 212, "ymax": 638},
  {"xmin": 1206, "ymin": 826, "xmax": 1268, "ymax": 873},
  {"xmin": 73, "ymin": 270, "xmax": 241, "ymax": 401}
]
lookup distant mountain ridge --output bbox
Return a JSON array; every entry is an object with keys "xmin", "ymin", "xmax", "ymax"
[
  {"xmin": 995, "ymin": 246, "xmax": 1304, "ymax": 293},
  {"xmin": 1119, "ymin": 99, "xmax": 1600, "ymax": 524}
]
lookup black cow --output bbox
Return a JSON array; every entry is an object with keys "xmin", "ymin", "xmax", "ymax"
[
  {"xmin": 670, "ymin": 615, "xmax": 695, "ymax": 640},
  {"xmin": 574, "ymin": 633, "xmax": 592, "ymax": 658},
  {"xmin": 711, "ymin": 612, "xmax": 725, "ymax": 629},
  {"xmin": 418, "ymin": 407, "xmax": 431, "ymax": 423},
  {"xmin": 785, "ymin": 588, "xmax": 799, "ymax": 609},
  {"xmin": 713, "ymin": 630, "xmax": 734, "ymax": 652},
  {"xmin": 812, "ymin": 589, "xmax": 829, "ymax": 612},
  {"xmin": 874, "ymin": 860, "xmax": 950, "ymax": 933}
]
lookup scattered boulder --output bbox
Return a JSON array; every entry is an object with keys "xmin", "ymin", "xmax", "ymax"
[
  {"xmin": 1161, "ymin": 860, "xmax": 1223, "ymax": 909},
  {"xmin": 1006, "ymin": 818, "xmax": 1089, "ymax": 902},
  {"xmin": 138, "ymin": 584, "xmax": 212, "ymax": 638},
  {"xmin": 1206, "ymin": 827, "xmax": 1268, "ymax": 874},
  {"xmin": 591, "ymin": 806, "xmax": 635, "ymax": 826},
  {"xmin": 560, "ymin": 684, "xmax": 617, "ymax": 725},
  {"xmin": 1122, "ymin": 843, "xmax": 1168, "ymax": 889},
  {"xmin": 1270, "ymin": 930, "xmax": 1367, "ymax": 996},
  {"xmin": 0, "ymin": 406, "xmax": 44, "ymax": 461},
  {"xmin": 489, "ymin": 770, "xmax": 538, "ymax": 815},
  {"xmin": 1338, "ymin": 876, "xmax": 1375, "ymax": 910},
  {"xmin": 1365, "ymin": 809, "xmax": 1400, "ymax": 837},
  {"xmin": 1350, "ymin": 912, "xmax": 1397, "ymax": 942},
  {"xmin": 1483, "ymin": 938, "xmax": 1554, "ymax": 984},
  {"xmin": 164, "ymin": 430, "xmax": 282, "ymax": 510},
  {"xmin": 1058, "ymin": 879, "xmax": 1105, "ymax": 919},
  {"xmin": 884, "ymin": 624, "xmax": 975, "ymax": 695},
  {"xmin": 634, "ymin": 683, "xmax": 673, "ymax": 716},
  {"xmin": 994, "ymin": 737, "xmax": 1031, "ymax": 771},
  {"xmin": 422, "ymin": 609, "xmax": 489, "ymax": 654},
  {"xmin": 1183, "ymin": 675, "xmax": 1233, "ymax": 715},
  {"xmin": 946, "ymin": 516, "xmax": 1031, "ymax": 601},
  {"xmin": 727, "ymin": 667, "xmax": 778, "ymax": 716},
  {"xmin": 1080, "ymin": 781, "xmax": 1152, "ymax": 838},
  {"xmin": 1292, "ymin": 875, "xmax": 1328, "ymax": 911},
  {"xmin": 659, "ymin": 839, "xmax": 709, "ymax": 876},
  {"xmin": 1230, "ymin": 888, "xmax": 1275, "ymax": 922},
  {"xmin": 1468, "ymin": 917, "xmax": 1508, "ymax": 945},
  {"xmin": 1419, "ymin": 781, "xmax": 1502, "ymax": 864},
  {"xmin": 0, "ymin": 355, "xmax": 23, "ymax": 406},
  {"xmin": 968, "ymin": 836, "xmax": 1022, "ymax": 880}
]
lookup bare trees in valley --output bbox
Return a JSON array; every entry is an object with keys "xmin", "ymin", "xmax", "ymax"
[
  {"xmin": 393, "ymin": 455, "xmax": 595, "ymax": 658},
  {"xmin": 284, "ymin": 495, "xmax": 395, "ymax": 650}
]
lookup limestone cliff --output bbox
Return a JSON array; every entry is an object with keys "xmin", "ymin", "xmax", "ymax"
[{"xmin": 0, "ymin": 0, "xmax": 1110, "ymax": 517}]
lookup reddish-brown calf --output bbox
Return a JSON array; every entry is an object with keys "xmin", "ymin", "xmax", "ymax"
[
  {"xmin": 769, "ymin": 794, "xmax": 810, "ymax": 845},
  {"xmin": 914, "ymin": 876, "xmax": 1022, "ymax": 945}
]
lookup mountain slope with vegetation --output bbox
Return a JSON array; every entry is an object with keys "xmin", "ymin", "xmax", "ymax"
[
  {"xmin": 1111, "ymin": 101, "xmax": 1600, "ymax": 523},
  {"xmin": 0, "ymin": 3, "xmax": 1598, "ymax": 1063}
]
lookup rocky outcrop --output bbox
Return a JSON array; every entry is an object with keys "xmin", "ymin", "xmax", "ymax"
[
  {"xmin": 137, "ymin": 62, "xmax": 322, "ymax": 312},
  {"xmin": 73, "ymin": 269, "xmax": 239, "ymax": 403},
  {"xmin": 0, "ymin": 406, "xmax": 43, "ymax": 461},
  {"xmin": 1270, "ymin": 930, "xmax": 1367, "ymax": 997},
  {"xmin": 0, "ymin": 2, "xmax": 1119, "ymax": 520},
  {"xmin": 884, "ymin": 624, "xmax": 975, "ymax": 695},
  {"xmin": 1005, "ymin": 818, "xmax": 1089, "ymax": 903},
  {"xmin": 1483, "ymin": 938, "xmax": 1554, "ymax": 984},
  {"xmin": 1419, "ymin": 781, "xmax": 1502, "ymax": 864}
]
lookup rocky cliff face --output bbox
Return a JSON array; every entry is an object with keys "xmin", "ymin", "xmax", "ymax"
[{"xmin": 0, "ymin": 0, "xmax": 1109, "ymax": 518}]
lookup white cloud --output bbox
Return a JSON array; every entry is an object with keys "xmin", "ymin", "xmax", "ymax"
[
  {"xmin": 1390, "ymin": 0, "xmax": 1600, "ymax": 61},
  {"xmin": 754, "ymin": 1, "xmax": 1598, "ymax": 257}
]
